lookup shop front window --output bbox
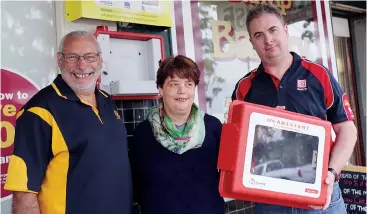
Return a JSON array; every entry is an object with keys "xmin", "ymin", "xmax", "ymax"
[{"xmin": 196, "ymin": 1, "xmax": 322, "ymax": 122}]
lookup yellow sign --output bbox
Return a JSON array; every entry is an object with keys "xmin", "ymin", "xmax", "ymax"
[{"xmin": 65, "ymin": 1, "xmax": 172, "ymax": 27}]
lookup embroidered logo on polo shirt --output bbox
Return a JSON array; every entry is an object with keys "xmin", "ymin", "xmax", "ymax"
[
  {"xmin": 297, "ymin": 79, "xmax": 307, "ymax": 91},
  {"xmin": 342, "ymin": 93, "xmax": 354, "ymax": 120}
]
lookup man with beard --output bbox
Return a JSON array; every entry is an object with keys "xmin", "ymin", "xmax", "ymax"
[{"xmin": 5, "ymin": 31, "xmax": 132, "ymax": 214}]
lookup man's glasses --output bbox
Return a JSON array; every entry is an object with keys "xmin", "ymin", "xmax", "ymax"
[{"xmin": 60, "ymin": 53, "xmax": 101, "ymax": 63}]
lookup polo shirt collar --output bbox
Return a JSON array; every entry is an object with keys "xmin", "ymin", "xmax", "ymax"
[
  {"xmin": 256, "ymin": 52, "xmax": 302, "ymax": 76},
  {"xmin": 51, "ymin": 74, "xmax": 109, "ymax": 102}
]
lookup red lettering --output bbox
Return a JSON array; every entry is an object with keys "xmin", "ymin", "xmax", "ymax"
[
  {"xmin": 345, "ymin": 198, "xmax": 353, "ymax": 203},
  {"xmin": 305, "ymin": 188, "xmax": 318, "ymax": 194},
  {"xmin": 354, "ymin": 196, "xmax": 366, "ymax": 204}
]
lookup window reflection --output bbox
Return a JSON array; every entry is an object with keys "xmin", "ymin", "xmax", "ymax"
[{"xmin": 197, "ymin": 1, "xmax": 321, "ymax": 122}]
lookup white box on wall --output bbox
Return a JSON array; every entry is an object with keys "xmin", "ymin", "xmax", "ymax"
[
  {"xmin": 110, "ymin": 81, "xmax": 158, "ymax": 96},
  {"xmin": 95, "ymin": 30, "xmax": 164, "ymax": 96}
]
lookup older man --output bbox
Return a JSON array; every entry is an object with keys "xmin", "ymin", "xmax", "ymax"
[
  {"xmin": 5, "ymin": 31, "xmax": 132, "ymax": 214},
  {"xmin": 232, "ymin": 3, "xmax": 357, "ymax": 214}
]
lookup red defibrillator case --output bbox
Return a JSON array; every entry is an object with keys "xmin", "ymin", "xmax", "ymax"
[{"xmin": 218, "ymin": 100, "xmax": 332, "ymax": 209}]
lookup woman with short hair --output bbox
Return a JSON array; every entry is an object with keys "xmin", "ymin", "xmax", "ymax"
[{"xmin": 129, "ymin": 55, "xmax": 224, "ymax": 214}]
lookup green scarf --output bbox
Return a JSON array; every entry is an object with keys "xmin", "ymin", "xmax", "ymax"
[{"xmin": 148, "ymin": 103, "xmax": 206, "ymax": 154}]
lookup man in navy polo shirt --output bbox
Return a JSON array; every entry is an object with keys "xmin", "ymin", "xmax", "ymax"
[
  {"xmin": 5, "ymin": 30, "xmax": 132, "ymax": 214},
  {"xmin": 232, "ymin": 4, "xmax": 357, "ymax": 214}
]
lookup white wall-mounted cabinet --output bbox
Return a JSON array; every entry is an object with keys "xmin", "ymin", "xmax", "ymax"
[{"xmin": 96, "ymin": 29, "xmax": 164, "ymax": 96}]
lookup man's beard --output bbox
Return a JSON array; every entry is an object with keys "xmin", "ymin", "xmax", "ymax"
[{"xmin": 61, "ymin": 67, "xmax": 101, "ymax": 94}]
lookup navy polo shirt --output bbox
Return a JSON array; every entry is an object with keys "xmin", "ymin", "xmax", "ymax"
[
  {"xmin": 232, "ymin": 52, "xmax": 354, "ymax": 124},
  {"xmin": 5, "ymin": 75, "xmax": 132, "ymax": 214}
]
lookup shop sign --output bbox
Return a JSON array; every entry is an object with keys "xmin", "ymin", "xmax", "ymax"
[{"xmin": 65, "ymin": 1, "xmax": 173, "ymax": 27}]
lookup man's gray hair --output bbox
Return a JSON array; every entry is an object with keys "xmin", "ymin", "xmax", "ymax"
[
  {"xmin": 58, "ymin": 30, "xmax": 102, "ymax": 53},
  {"xmin": 246, "ymin": 3, "xmax": 285, "ymax": 36}
]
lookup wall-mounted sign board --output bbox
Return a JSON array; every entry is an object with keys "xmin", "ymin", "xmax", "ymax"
[
  {"xmin": 65, "ymin": 1, "xmax": 172, "ymax": 27},
  {"xmin": 339, "ymin": 165, "xmax": 366, "ymax": 214}
]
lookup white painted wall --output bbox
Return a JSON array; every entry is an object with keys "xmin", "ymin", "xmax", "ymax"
[
  {"xmin": 1, "ymin": 2, "xmax": 58, "ymax": 213},
  {"xmin": 1, "ymin": 1, "xmax": 58, "ymax": 89},
  {"xmin": 332, "ymin": 17, "xmax": 350, "ymax": 37}
]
